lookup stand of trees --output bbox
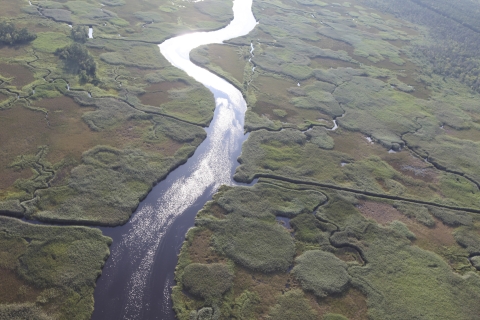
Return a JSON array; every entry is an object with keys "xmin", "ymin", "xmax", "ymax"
[
  {"xmin": 55, "ymin": 43, "xmax": 96, "ymax": 81},
  {"xmin": 362, "ymin": 0, "xmax": 480, "ymax": 92},
  {"xmin": 0, "ymin": 22, "xmax": 36, "ymax": 45},
  {"xmin": 71, "ymin": 25, "xmax": 88, "ymax": 43}
]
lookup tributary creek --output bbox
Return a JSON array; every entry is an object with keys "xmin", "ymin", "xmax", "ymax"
[{"xmin": 91, "ymin": 1, "xmax": 257, "ymax": 319}]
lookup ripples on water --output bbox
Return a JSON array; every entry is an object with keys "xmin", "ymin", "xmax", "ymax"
[{"xmin": 92, "ymin": 0, "xmax": 257, "ymax": 319}]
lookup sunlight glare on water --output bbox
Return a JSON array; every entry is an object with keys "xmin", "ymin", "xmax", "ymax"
[{"xmin": 95, "ymin": 0, "xmax": 257, "ymax": 318}]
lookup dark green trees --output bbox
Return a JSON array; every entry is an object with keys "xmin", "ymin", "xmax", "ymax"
[
  {"xmin": 55, "ymin": 43, "xmax": 96, "ymax": 80},
  {"xmin": 71, "ymin": 25, "xmax": 88, "ymax": 43},
  {"xmin": 0, "ymin": 22, "xmax": 36, "ymax": 45}
]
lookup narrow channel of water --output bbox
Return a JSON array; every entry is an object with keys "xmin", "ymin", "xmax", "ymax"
[{"xmin": 91, "ymin": 1, "xmax": 256, "ymax": 319}]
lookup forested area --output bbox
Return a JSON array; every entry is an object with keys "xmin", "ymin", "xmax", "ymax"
[
  {"xmin": 362, "ymin": 0, "xmax": 480, "ymax": 92},
  {"xmin": 0, "ymin": 22, "xmax": 36, "ymax": 45},
  {"xmin": 55, "ymin": 43, "xmax": 96, "ymax": 79}
]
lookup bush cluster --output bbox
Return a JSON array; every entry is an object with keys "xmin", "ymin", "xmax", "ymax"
[
  {"xmin": 0, "ymin": 22, "xmax": 36, "ymax": 45},
  {"xmin": 55, "ymin": 43, "xmax": 96, "ymax": 79},
  {"xmin": 292, "ymin": 250, "xmax": 351, "ymax": 298},
  {"xmin": 207, "ymin": 215, "xmax": 295, "ymax": 273},
  {"xmin": 182, "ymin": 263, "xmax": 233, "ymax": 300}
]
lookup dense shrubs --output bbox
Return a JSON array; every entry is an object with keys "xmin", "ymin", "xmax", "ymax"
[
  {"xmin": 267, "ymin": 290, "xmax": 318, "ymax": 320},
  {"xmin": 364, "ymin": 0, "xmax": 480, "ymax": 92},
  {"xmin": 55, "ymin": 43, "xmax": 96, "ymax": 79},
  {"xmin": 70, "ymin": 25, "xmax": 88, "ymax": 43},
  {"xmin": 207, "ymin": 215, "xmax": 295, "ymax": 272},
  {"xmin": 290, "ymin": 214, "xmax": 330, "ymax": 244},
  {"xmin": 292, "ymin": 250, "xmax": 351, "ymax": 298},
  {"xmin": 0, "ymin": 216, "xmax": 110, "ymax": 319},
  {"xmin": 0, "ymin": 22, "xmax": 36, "ymax": 45},
  {"xmin": 182, "ymin": 263, "xmax": 233, "ymax": 300},
  {"xmin": 215, "ymin": 183, "xmax": 326, "ymax": 219}
]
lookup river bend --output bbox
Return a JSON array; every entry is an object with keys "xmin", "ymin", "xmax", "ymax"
[{"xmin": 92, "ymin": 1, "xmax": 257, "ymax": 319}]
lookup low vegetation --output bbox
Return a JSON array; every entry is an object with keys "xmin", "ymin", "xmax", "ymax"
[
  {"xmin": 174, "ymin": 0, "xmax": 480, "ymax": 319},
  {"xmin": 293, "ymin": 250, "xmax": 351, "ymax": 298},
  {"xmin": 0, "ymin": 0, "xmax": 235, "ymax": 314},
  {"xmin": 205, "ymin": 215, "xmax": 295, "ymax": 273},
  {"xmin": 0, "ymin": 216, "xmax": 111, "ymax": 319},
  {"xmin": 267, "ymin": 290, "xmax": 318, "ymax": 320},
  {"xmin": 182, "ymin": 263, "xmax": 233, "ymax": 301}
]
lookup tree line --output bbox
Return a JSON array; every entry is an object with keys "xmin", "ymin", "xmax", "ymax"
[{"xmin": 361, "ymin": 0, "xmax": 480, "ymax": 92}]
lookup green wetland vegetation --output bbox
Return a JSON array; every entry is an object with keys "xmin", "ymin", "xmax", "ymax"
[
  {"xmin": 173, "ymin": 0, "xmax": 480, "ymax": 319},
  {"xmin": 0, "ymin": 0, "xmax": 233, "ymax": 317},
  {"xmin": 2, "ymin": 0, "xmax": 480, "ymax": 318}
]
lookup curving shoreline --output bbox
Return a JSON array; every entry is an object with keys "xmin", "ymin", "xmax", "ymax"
[{"xmin": 92, "ymin": 1, "xmax": 257, "ymax": 319}]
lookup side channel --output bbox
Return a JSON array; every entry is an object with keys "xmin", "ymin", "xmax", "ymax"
[{"xmin": 92, "ymin": 1, "xmax": 257, "ymax": 319}]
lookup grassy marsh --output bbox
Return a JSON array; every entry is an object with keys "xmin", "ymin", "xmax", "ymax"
[
  {"xmin": 0, "ymin": 216, "xmax": 110, "ymax": 320},
  {"xmin": 0, "ymin": 0, "xmax": 236, "ymax": 314},
  {"xmin": 173, "ymin": 0, "xmax": 480, "ymax": 319}
]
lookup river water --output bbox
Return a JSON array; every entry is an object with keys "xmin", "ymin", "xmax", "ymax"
[{"xmin": 91, "ymin": 1, "xmax": 257, "ymax": 319}]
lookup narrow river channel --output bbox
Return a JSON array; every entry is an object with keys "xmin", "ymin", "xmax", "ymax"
[{"xmin": 91, "ymin": 1, "xmax": 257, "ymax": 319}]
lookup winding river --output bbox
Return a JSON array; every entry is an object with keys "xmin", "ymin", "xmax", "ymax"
[{"xmin": 91, "ymin": 1, "xmax": 257, "ymax": 319}]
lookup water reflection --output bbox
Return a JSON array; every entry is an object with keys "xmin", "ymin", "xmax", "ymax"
[{"xmin": 92, "ymin": 0, "xmax": 256, "ymax": 319}]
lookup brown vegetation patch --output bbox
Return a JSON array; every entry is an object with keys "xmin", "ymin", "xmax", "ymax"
[
  {"xmin": 0, "ymin": 45, "xmax": 27, "ymax": 59},
  {"xmin": 140, "ymin": 81, "xmax": 188, "ymax": 106},
  {"xmin": 311, "ymin": 57, "xmax": 358, "ymax": 69},
  {"xmin": 396, "ymin": 73, "xmax": 431, "ymax": 100},
  {"xmin": 0, "ymin": 0, "xmax": 23, "ymax": 17},
  {"xmin": 187, "ymin": 229, "xmax": 225, "ymax": 264},
  {"xmin": 33, "ymin": 96, "xmax": 100, "ymax": 164},
  {"xmin": 255, "ymin": 75, "xmax": 297, "ymax": 96},
  {"xmin": 314, "ymin": 288, "xmax": 368, "ymax": 320},
  {"xmin": 207, "ymin": 44, "xmax": 245, "ymax": 84},
  {"xmin": 0, "ymin": 63, "xmax": 34, "ymax": 88},
  {"xmin": 444, "ymin": 126, "xmax": 480, "ymax": 142},
  {"xmin": 0, "ymin": 95, "xmax": 182, "ymax": 193},
  {"xmin": 333, "ymin": 130, "xmax": 438, "ymax": 184},
  {"xmin": 0, "ymin": 269, "xmax": 40, "ymax": 304},
  {"xmin": 252, "ymin": 75, "xmax": 326, "ymax": 124},
  {"xmin": 356, "ymin": 24, "xmax": 381, "ymax": 35},
  {"xmin": 332, "ymin": 130, "xmax": 386, "ymax": 159},
  {"xmin": 209, "ymin": 203, "xmax": 227, "ymax": 220},
  {"xmin": 357, "ymin": 200, "xmax": 456, "ymax": 251},
  {"xmin": 384, "ymin": 151, "xmax": 438, "ymax": 183},
  {"xmin": 315, "ymin": 35, "xmax": 354, "ymax": 53},
  {"xmin": 0, "ymin": 105, "xmax": 48, "ymax": 190},
  {"xmin": 232, "ymin": 267, "xmax": 295, "ymax": 318},
  {"xmin": 335, "ymin": 247, "xmax": 363, "ymax": 264}
]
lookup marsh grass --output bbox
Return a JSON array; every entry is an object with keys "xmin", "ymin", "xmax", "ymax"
[
  {"xmin": 204, "ymin": 215, "xmax": 295, "ymax": 273},
  {"xmin": 292, "ymin": 250, "xmax": 351, "ymax": 298},
  {"xmin": 267, "ymin": 289, "xmax": 318, "ymax": 320},
  {"xmin": 0, "ymin": 216, "xmax": 110, "ymax": 319},
  {"xmin": 213, "ymin": 182, "xmax": 326, "ymax": 219},
  {"xmin": 182, "ymin": 263, "xmax": 233, "ymax": 301}
]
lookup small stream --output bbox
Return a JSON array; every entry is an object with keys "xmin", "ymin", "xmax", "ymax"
[{"xmin": 91, "ymin": 0, "xmax": 257, "ymax": 319}]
